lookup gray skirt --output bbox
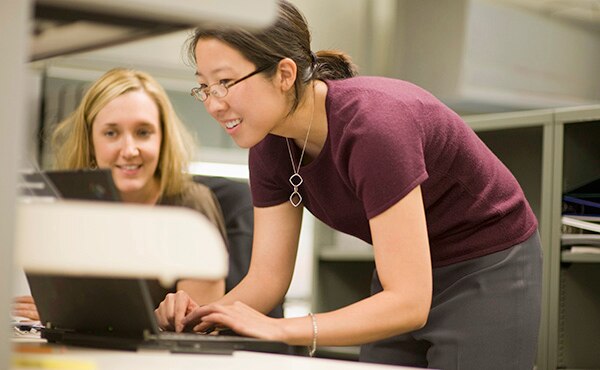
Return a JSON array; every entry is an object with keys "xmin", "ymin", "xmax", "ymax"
[{"xmin": 360, "ymin": 230, "xmax": 543, "ymax": 370}]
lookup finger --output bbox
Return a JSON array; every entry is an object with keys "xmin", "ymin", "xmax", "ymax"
[
  {"xmin": 154, "ymin": 307, "xmax": 169, "ymax": 331},
  {"xmin": 174, "ymin": 291, "xmax": 191, "ymax": 333},
  {"xmin": 193, "ymin": 321, "xmax": 214, "ymax": 333},
  {"xmin": 198, "ymin": 324, "xmax": 216, "ymax": 335},
  {"xmin": 14, "ymin": 296, "xmax": 35, "ymax": 304},
  {"xmin": 12, "ymin": 303, "xmax": 36, "ymax": 310},
  {"xmin": 181, "ymin": 303, "xmax": 216, "ymax": 328},
  {"xmin": 12, "ymin": 303, "xmax": 40, "ymax": 320},
  {"xmin": 154, "ymin": 307, "xmax": 171, "ymax": 331},
  {"xmin": 192, "ymin": 312, "xmax": 235, "ymax": 335},
  {"xmin": 155, "ymin": 294, "xmax": 176, "ymax": 331},
  {"xmin": 12, "ymin": 308, "xmax": 40, "ymax": 321},
  {"xmin": 186, "ymin": 298, "xmax": 200, "ymax": 315}
]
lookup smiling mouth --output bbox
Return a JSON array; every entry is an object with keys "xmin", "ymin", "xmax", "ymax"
[
  {"xmin": 116, "ymin": 164, "xmax": 142, "ymax": 170},
  {"xmin": 225, "ymin": 118, "xmax": 241, "ymax": 129}
]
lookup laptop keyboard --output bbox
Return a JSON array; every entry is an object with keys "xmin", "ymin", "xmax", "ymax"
[{"xmin": 157, "ymin": 332, "xmax": 255, "ymax": 342}]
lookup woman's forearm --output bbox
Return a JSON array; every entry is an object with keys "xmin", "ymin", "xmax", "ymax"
[
  {"xmin": 281, "ymin": 289, "xmax": 430, "ymax": 346},
  {"xmin": 215, "ymin": 266, "xmax": 292, "ymax": 314},
  {"xmin": 177, "ymin": 279, "xmax": 225, "ymax": 306}
]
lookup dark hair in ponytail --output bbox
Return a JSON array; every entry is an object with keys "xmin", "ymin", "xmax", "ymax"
[
  {"xmin": 186, "ymin": 0, "xmax": 358, "ymax": 113},
  {"xmin": 313, "ymin": 50, "xmax": 358, "ymax": 81}
]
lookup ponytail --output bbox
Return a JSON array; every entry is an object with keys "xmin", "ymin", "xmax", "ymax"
[{"xmin": 313, "ymin": 50, "xmax": 358, "ymax": 80}]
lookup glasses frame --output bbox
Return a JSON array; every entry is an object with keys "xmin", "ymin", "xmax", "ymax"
[{"xmin": 191, "ymin": 64, "xmax": 272, "ymax": 102}]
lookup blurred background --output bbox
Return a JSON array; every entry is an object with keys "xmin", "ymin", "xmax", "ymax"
[{"xmin": 3, "ymin": 1, "xmax": 600, "ymax": 367}]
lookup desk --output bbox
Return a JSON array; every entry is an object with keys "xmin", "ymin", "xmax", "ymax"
[{"xmin": 12, "ymin": 341, "xmax": 422, "ymax": 370}]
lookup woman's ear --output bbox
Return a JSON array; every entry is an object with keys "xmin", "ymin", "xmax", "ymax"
[{"xmin": 276, "ymin": 58, "xmax": 297, "ymax": 92}]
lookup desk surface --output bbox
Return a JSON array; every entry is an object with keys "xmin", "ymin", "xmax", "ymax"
[{"xmin": 12, "ymin": 341, "xmax": 421, "ymax": 370}]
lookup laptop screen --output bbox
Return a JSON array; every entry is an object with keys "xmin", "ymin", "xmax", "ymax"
[
  {"xmin": 27, "ymin": 273, "xmax": 159, "ymax": 339},
  {"xmin": 20, "ymin": 169, "xmax": 120, "ymax": 202}
]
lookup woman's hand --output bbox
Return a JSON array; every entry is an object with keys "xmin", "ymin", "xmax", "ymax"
[
  {"xmin": 182, "ymin": 301, "xmax": 286, "ymax": 342},
  {"xmin": 12, "ymin": 296, "xmax": 40, "ymax": 321},
  {"xmin": 154, "ymin": 290, "xmax": 200, "ymax": 332}
]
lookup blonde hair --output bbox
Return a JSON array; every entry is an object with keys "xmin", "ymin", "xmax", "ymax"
[{"xmin": 51, "ymin": 68, "xmax": 195, "ymax": 198}]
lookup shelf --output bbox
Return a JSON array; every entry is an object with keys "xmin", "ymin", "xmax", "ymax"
[
  {"xmin": 555, "ymin": 110, "xmax": 600, "ymax": 370},
  {"xmin": 561, "ymin": 251, "xmax": 600, "ymax": 263}
]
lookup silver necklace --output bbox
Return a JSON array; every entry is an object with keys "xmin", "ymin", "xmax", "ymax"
[{"xmin": 285, "ymin": 84, "xmax": 315, "ymax": 207}]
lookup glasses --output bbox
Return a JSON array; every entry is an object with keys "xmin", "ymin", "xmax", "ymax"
[{"xmin": 191, "ymin": 64, "xmax": 271, "ymax": 102}]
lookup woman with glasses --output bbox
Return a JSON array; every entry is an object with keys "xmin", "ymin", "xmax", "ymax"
[
  {"xmin": 13, "ymin": 68, "xmax": 228, "ymax": 323},
  {"xmin": 157, "ymin": 1, "xmax": 543, "ymax": 369}
]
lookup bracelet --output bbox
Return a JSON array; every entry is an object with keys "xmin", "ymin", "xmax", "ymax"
[{"xmin": 308, "ymin": 312, "xmax": 318, "ymax": 357}]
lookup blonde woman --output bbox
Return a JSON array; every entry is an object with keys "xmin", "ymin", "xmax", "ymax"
[{"xmin": 13, "ymin": 68, "xmax": 227, "ymax": 326}]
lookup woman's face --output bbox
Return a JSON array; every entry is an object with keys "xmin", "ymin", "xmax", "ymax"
[
  {"xmin": 91, "ymin": 90, "xmax": 162, "ymax": 202},
  {"xmin": 194, "ymin": 38, "xmax": 288, "ymax": 148}
]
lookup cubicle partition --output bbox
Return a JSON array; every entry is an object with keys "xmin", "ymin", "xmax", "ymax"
[
  {"xmin": 452, "ymin": 106, "xmax": 600, "ymax": 370},
  {"xmin": 550, "ymin": 107, "xmax": 600, "ymax": 370}
]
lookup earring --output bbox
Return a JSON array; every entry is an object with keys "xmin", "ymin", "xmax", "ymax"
[{"xmin": 90, "ymin": 159, "xmax": 98, "ymax": 170}]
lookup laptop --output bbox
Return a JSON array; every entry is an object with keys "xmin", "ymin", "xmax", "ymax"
[
  {"xmin": 20, "ymin": 168, "xmax": 120, "ymax": 202},
  {"xmin": 26, "ymin": 273, "xmax": 291, "ymax": 355},
  {"xmin": 19, "ymin": 169, "xmax": 292, "ymax": 355}
]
